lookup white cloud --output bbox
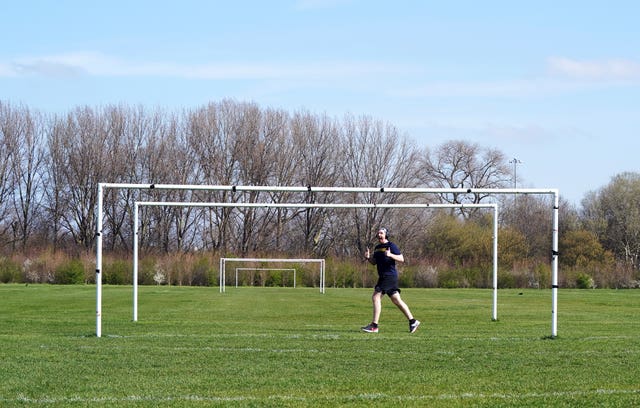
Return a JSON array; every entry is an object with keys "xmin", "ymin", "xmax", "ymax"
[
  {"xmin": 548, "ymin": 57, "xmax": 640, "ymax": 80},
  {"xmin": 391, "ymin": 57, "xmax": 640, "ymax": 99},
  {"xmin": 389, "ymin": 78, "xmax": 590, "ymax": 99},
  {"xmin": 12, "ymin": 60, "xmax": 87, "ymax": 78},
  {"xmin": 0, "ymin": 63, "xmax": 16, "ymax": 77},
  {"xmin": 0, "ymin": 51, "xmax": 409, "ymax": 81},
  {"xmin": 3, "ymin": 52, "xmax": 109, "ymax": 78}
]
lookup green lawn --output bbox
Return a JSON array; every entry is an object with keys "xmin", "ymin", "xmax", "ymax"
[{"xmin": 1, "ymin": 284, "xmax": 639, "ymax": 407}]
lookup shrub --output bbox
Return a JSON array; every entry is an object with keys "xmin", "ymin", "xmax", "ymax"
[
  {"xmin": 54, "ymin": 259, "xmax": 85, "ymax": 284},
  {"xmin": 191, "ymin": 256, "xmax": 212, "ymax": 286},
  {"xmin": 328, "ymin": 262, "xmax": 358, "ymax": 288},
  {"xmin": 532, "ymin": 263, "xmax": 551, "ymax": 288},
  {"xmin": 398, "ymin": 267, "xmax": 414, "ymax": 288},
  {"xmin": 497, "ymin": 270, "xmax": 516, "ymax": 289},
  {"xmin": 437, "ymin": 269, "xmax": 466, "ymax": 288},
  {"xmin": 138, "ymin": 257, "xmax": 159, "ymax": 285},
  {"xmin": 264, "ymin": 270, "xmax": 282, "ymax": 287},
  {"xmin": 153, "ymin": 262, "xmax": 167, "ymax": 285},
  {"xmin": 22, "ymin": 258, "xmax": 39, "ymax": 283},
  {"xmin": 412, "ymin": 265, "xmax": 438, "ymax": 288},
  {"xmin": 0, "ymin": 257, "xmax": 21, "ymax": 283},
  {"xmin": 105, "ymin": 259, "xmax": 129, "ymax": 285},
  {"xmin": 576, "ymin": 272, "xmax": 595, "ymax": 289},
  {"xmin": 28, "ymin": 250, "xmax": 65, "ymax": 283}
]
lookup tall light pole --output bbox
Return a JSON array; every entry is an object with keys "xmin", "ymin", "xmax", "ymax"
[{"xmin": 509, "ymin": 158, "xmax": 522, "ymax": 188}]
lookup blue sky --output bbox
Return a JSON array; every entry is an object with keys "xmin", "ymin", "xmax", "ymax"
[{"xmin": 2, "ymin": 1, "xmax": 639, "ymax": 206}]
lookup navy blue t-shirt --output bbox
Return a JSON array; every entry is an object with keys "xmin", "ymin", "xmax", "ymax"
[{"xmin": 372, "ymin": 241, "xmax": 401, "ymax": 278}]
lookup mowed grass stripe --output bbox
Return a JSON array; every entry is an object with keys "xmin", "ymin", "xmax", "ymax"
[
  {"xmin": 3, "ymin": 388, "xmax": 640, "ymax": 405},
  {"xmin": 1, "ymin": 285, "xmax": 639, "ymax": 407}
]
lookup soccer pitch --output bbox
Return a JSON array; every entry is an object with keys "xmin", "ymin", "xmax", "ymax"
[{"xmin": 1, "ymin": 285, "xmax": 639, "ymax": 407}]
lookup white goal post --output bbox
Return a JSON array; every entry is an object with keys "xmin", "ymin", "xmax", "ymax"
[
  {"xmin": 221, "ymin": 258, "xmax": 323, "ymax": 291},
  {"xmin": 97, "ymin": 183, "xmax": 559, "ymax": 339},
  {"xmin": 131, "ymin": 201, "xmax": 496, "ymax": 322}
]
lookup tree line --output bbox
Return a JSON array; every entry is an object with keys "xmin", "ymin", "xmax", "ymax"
[{"xmin": 0, "ymin": 99, "xmax": 638, "ymax": 288}]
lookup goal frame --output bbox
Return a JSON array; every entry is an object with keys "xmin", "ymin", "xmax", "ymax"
[
  {"xmin": 97, "ymin": 183, "xmax": 559, "ymax": 338},
  {"xmin": 131, "ymin": 200, "xmax": 497, "ymax": 322},
  {"xmin": 222, "ymin": 259, "xmax": 321, "ymax": 291}
]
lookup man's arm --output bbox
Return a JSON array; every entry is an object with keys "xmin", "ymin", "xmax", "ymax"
[
  {"xmin": 386, "ymin": 251, "xmax": 404, "ymax": 263},
  {"xmin": 365, "ymin": 247, "xmax": 376, "ymax": 264},
  {"xmin": 386, "ymin": 243, "xmax": 405, "ymax": 263}
]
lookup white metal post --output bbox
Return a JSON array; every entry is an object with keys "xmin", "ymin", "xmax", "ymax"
[
  {"xmin": 95, "ymin": 184, "xmax": 104, "ymax": 338},
  {"xmin": 133, "ymin": 202, "xmax": 139, "ymax": 322},
  {"xmin": 551, "ymin": 191, "xmax": 560, "ymax": 337},
  {"xmin": 492, "ymin": 204, "xmax": 499, "ymax": 321},
  {"xmin": 321, "ymin": 259, "xmax": 325, "ymax": 294},
  {"xmin": 219, "ymin": 257, "xmax": 224, "ymax": 293}
]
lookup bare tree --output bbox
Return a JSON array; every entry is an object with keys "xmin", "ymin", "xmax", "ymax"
[
  {"xmin": 501, "ymin": 194, "xmax": 554, "ymax": 260},
  {"xmin": 581, "ymin": 172, "xmax": 640, "ymax": 269},
  {"xmin": 0, "ymin": 102, "xmax": 19, "ymax": 250},
  {"xmin": 8, "ymin": 106, "xmax": 47, "ymax": 251},
  {"xmin": 46, "ymin": 107, "xmax": 109, "ymax": 249},
  {"xmin": 185, "ymin": 100, "xmax": 247, "ymax": 252},
  {"xmin": 338, "ymin": 114, "xmax": 420, "ymax": 256},
  {"xmin": 137, "ymin": 113, "xmax": 203, "ymax": 253},
  {"xmin": 234, "ymin": 104, "xmax": 290, "ymax": 254},
  {"xmin": 287, "ymin": 111, "xmax": 340, "ymax": 254},
  {"xmin": 42, "ymin": 115, "xmax": 66, "ymax": 251},
  {"xmin": 101, "ymin": 105, "xmax": 140, "ymax": 251},
  {"xmin": 415, "ymin": 140, "xmax": 511, "ymax": 216}
]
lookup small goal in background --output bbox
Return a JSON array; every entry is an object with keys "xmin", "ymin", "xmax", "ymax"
[{"xmin": 219, "ymin": 257, "xmax": 325, "ymax": 293}]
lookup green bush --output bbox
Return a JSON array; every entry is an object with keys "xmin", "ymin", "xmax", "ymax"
[
  {"xmin": 330, "ymin": 263, "xmax": 358, "ymax": 288},
  {"xmin": 191, "ymin": 256, "xmax": 212, "ymax": 286},
  {"xmin": 264, "ymin": 270, "xmax": 282, "ymax": 287},
  {"xmin": 137, "ymin": 257, "xmax": 159, "ymax": 285},
  {"xmin": 437, "ymin": 269, "xmax": 464, "ymax": 288},
  {"xmin": 498, "ymin": 270, "xmax": 516, "ymax": 289},
  {"xmin": 0, "ymin": 257, "xmax": 21, "ymax": 283},
  {"xmin": 300, "ymin": 264, "xmax": 320, "ymax": 288},
  {"xmin": 576, "ymin": 272, "xmax": 595, "ymax": 289},
  {"xmin": 105, "ymin": 259, "xmax": 129, "ymax": 285},
  {"xmin": 54, "ymin": 259, "xmax": 85, "ymax": 284},
  {"xmin": 398, "ymin": 267, "xmax": 414, "ymax": 288},
  {"xmin": 532, "ymin": 263, "xmax": 551, "ymax": 288}
]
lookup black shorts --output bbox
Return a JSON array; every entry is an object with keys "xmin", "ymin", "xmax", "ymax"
[{"xmin": 374, "ymin": 276, "xmax": 401, "ymax": 296}]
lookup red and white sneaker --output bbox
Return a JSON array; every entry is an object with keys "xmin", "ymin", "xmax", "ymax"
[{"xmin": 361, "ymin": 323, "xmax": 379, "ymax": 333}]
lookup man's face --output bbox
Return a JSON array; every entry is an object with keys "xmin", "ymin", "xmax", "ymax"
[{"xmin": 377, "ymin": 230, "xmax": 386, "ymax": 240}]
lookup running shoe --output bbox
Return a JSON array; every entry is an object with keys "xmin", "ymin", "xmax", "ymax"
[
  {"xmin": 361, "ymin": 323, "xmax": 379, "ymax": 333},
  {"xmin": 409, "ymin": 320, "xmax": 421, "ymax": 333}
]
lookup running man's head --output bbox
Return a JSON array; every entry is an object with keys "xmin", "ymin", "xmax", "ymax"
[{"xmin": 377, "ymin": 227, "xmax": 389, "ymax": 242}]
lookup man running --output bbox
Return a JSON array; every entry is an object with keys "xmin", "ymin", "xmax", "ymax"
[{"xmin": 362, "ymin": 227, "xmax": 420, "ymax": 334}]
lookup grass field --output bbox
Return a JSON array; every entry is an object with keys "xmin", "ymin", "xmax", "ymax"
[{"xmin": 1, "ymin": 284, "xmax": 639, "ymax": 407}]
